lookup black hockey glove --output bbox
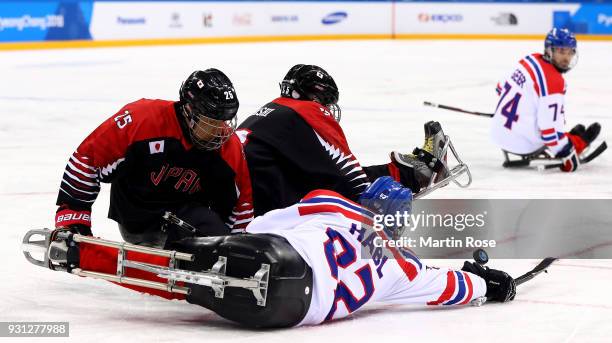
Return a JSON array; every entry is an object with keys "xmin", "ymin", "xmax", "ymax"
[{"xmin": 462, "ymin": 261, "xmax": 516, "ymax": 303}]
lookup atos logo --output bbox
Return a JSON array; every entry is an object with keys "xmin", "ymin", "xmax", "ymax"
[
  {"xmin": 418, "ymin": 13, "xmax": 463, "ymax": 23},
  {"xmin": 322, "ymin": 12, "xmax": 348, "ymax": 25}
]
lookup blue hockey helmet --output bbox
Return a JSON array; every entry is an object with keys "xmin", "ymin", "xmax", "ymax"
[
  {"xmin": 544, "ymin": 28, "xmax": 578, "ymax": 72},
  {"xmin": 545, "ymin": 27, "xmax": 577, "ymax": 50},
  {"xmin": 360, "ymin": 176, "xmax": 413, "ymax": 217},
  {"xmin": 360, "ymin": 176, "xmax": 413, "ymax": 238}
]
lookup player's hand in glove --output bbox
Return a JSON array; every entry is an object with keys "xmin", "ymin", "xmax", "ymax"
[
  {"xmin": 462, "ymin": 261, "xmax": 516, "ymax": 303},
  {"xmin": 568, "ymin": 122, "xmax": 601, "ymax": 154},
  {"xmin": 555, "ymin": 141, "xmax": 580, "ymax": 173},
  {"xmin": 54, "ymin": 205, "xmax": 93, "ymax": 236}
]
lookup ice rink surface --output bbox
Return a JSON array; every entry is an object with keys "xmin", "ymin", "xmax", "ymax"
[{"xmin": 1, "ymin": 40, "xmax": 611, "ymax": 342}]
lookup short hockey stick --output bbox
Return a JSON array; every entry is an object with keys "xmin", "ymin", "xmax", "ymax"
[
  {"xmin": 468, "ymin": 252, "xmax": 557, "ymax": 306},
  {"xmin": 423, "ymin": 101, "xmax": 494, "ymax": 118},
  {"xmin": 539, "ymin": 141, "xmax": 608, "ymax": 170},
  {"xmin": 515, "ymin": 257, "xmax": 558, "ymax": 286},
  {"xmin": 472, "ymin": 249, "xmax": 557, "ymax": 286}
]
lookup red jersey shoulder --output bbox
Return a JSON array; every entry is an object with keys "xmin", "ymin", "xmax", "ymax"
[
  {"xmin": 533, "ymin": 54, "xmax": 566, "ymax": 96},
  {"xmin": 518, "ymin": 54, "xmax": 565, "ymax": 97},
  {"xmin": 272, "ymin": 96, "xmax": 351, "ymax": 154},
  {"xmin": 115, "ymin": 99, "xmax": 186, "ymax": 143},
  {"xmin": 272, "ymin": 97, "xmax": 337, "ymax": 122}
]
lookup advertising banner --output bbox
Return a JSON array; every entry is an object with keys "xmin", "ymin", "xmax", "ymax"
[
  {"xmin": 394, "ymin": 3, "xmax": 580, "ymax": 35},
  {"xmin": 89, "ymin": 2, "xmax": 391, "ymax": 40},
  {"xmin": 1, "ymin": 1, "xmax": 611, "ymax": 45},
  {"xmin": 0, "ymin": 1, "xmax": 93, "ymax": 42},
  {"xmin": 554, "ymin": 4, "xmax": 612, "ymax": 34}
]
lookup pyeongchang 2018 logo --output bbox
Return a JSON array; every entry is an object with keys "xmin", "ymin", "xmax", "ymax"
[
  {"xmin": 599, "ymin": 14, "xmax": 612, "ymax": 27},
  {"xmin": 322, "ymin": 11, "xmax": 348, "ymax": 25},
  {"xmin": 418, "ymin": 13, "xmax": 463, "ymax": 23},
  {"xmin": 0, "ymin": 14, "xmax": 64, "ymax": 31}
]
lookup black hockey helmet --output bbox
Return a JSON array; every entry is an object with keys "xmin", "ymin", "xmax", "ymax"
[
  {"xmin": 279, "ymin": 64, "xmax": 341, "ymax": 121},
  {"xmin": 179, "ymin": 69, "xmax": 239, "ymax": 150}
]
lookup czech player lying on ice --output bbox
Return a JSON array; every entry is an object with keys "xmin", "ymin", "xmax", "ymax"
[{"xmin": 43, "ymin": 177, "xmax": 516, "ymax": 328}]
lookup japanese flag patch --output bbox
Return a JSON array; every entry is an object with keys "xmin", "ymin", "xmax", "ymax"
[{"xmin": 149, "ymin": 140, "xmax": 165, "ymax": 154}]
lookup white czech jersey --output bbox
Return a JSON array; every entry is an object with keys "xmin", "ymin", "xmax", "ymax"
[
  {"xmin": 246, "ymin": 190, "xmax": 486, "ymax": 326},
  {"xmin": 490, "ymin": 53, "xmax": 568, "ymax": 155}
]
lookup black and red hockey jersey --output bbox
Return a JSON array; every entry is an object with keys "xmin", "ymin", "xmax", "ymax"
[
  {"xmin": 237, "ymin": 97, "xmax": 408, "ymax": 216},
  {"xmin": 56, "ymin": 99, "xmax": 253, "ymax": 233}
]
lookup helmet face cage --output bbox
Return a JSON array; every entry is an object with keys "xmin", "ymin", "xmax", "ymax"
[
  {"xmin": 183, "ymin": 103, "xmax": 237, "ymax": 151},
  {"xmin": 544, "ymin": 28, "xmax": 578, "ymax": 73},
  {"xmin": 325, "ymin": 103, "xmax": 342, "ymax": 122}
]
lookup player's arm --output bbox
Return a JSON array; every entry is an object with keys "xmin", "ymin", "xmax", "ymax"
[
  {"xmin": 219, "ymin": 135, "xmax": 255, "ymax": 233},
  {"xmin": 535, "ymin": 94, "xmax": 579, "ymax": 172},
  {"xmin": 55, "ymin": 106, "xmax": 136, "ymax": 234},
  {"xmin": 388, "ymin": 260, "xmax": 515, "ymax": 306},
  {"xmin": 361, "ymin": 177, "xmax": 515, "ymax": 306}
]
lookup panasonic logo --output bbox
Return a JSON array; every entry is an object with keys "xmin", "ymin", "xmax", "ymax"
[
  {"xmin": 322, "ymin": 12, "xmax": 348, "ymax": 25},
  {"xmin": 117, "ymin": 17, "xmax": 146, "ymax": 25}
]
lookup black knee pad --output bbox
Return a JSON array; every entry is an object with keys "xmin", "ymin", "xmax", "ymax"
[{"xmin": 171, "ymin": 234, "xmax": 313, "ymax": 328}]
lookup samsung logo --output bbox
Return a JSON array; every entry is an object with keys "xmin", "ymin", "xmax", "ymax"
[{"xmin": 322, "ymin": 12, "xmax": 348, "ymax": 25}]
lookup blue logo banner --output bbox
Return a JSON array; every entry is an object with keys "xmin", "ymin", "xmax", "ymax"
[
  {"xmin": 0, "ymin": 1, "xmax": 92, "ymax": 42},
  {"xmin": 554, "ymin": 5, "xmax": 612, "ymax": 34}
]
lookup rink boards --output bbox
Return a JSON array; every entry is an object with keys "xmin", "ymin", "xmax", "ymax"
[{"xmin": 1, "ymin": 1, "xmax": 612, "ymax": 49}]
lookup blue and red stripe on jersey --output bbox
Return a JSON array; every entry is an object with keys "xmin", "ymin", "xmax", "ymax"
[
  {"xmin": 525, "ymin": 55, "xmax": 548, "ymax": 97},
  {"xmin": 427, "ymin": 271, "xmax": 475, "ymax": 306},
  {"xmin": 540, "ymin": 128, "xmax": 560, "ymax": 147},
  {"xmin": 519, "ymin": 53, "xmax": 565, "ymax": 98},
  {"xmin": 299, "ymin": 190, "xmax": 375, "ymax": 225}
]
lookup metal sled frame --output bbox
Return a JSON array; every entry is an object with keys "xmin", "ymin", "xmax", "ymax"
[
  {"xmin": 22, "ymin": 229, "xmax": 270, "ymax": 306},
  {"xmin": 501, "ymin": 147, "xmax": 549, "ymax": 168},
  {"xmin": 414, "ymin": 135, "xmax": 472, "ymax": 199}
]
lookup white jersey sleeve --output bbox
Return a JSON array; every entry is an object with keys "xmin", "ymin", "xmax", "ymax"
[
  {"xmin": 490, "ymin": 53, "xmax": 568, "ymax": 155},
  {"xmin": 246, "ymin": 190, "xmax": 486, "ymax": 326}
]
